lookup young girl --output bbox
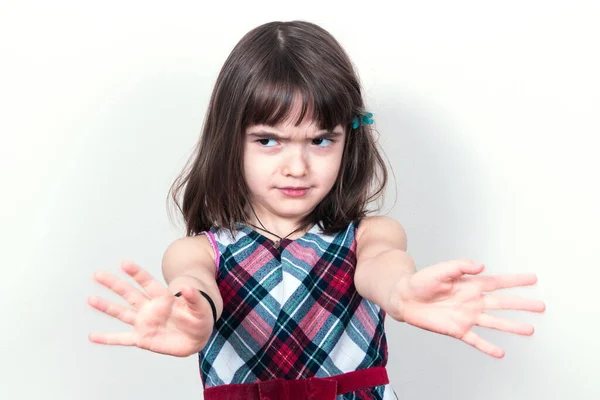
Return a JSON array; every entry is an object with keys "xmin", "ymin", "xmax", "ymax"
[{"xmin": 88, "ymin": 20, "xmax": 545, "ymax": 400}]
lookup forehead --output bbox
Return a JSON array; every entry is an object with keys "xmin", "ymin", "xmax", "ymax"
[
  {"xmin": 244, "ymin": 81, "xmax": 351, "ymax": 131},
  {"xmin": 268, "ymin": 95, "xmax": 315, "ymax": 128},
  {"xmin": 246, "ymin": 96, "xmax": 343, "ymax": 136}
]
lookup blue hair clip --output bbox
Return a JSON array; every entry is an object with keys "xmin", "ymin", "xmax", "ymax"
[{"xmin": 352, "ymin": 112, "xmax": 374, "ymax": 129}]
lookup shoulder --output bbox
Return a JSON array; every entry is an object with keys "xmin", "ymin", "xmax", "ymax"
[
  {"xmin": 161, "ymin": 233, "xmax": 217, "ymax": 277},
  {"xmin": 163, "ymin": 234, "xmax": 215, "ymax": 257},
  {"xmin": 356, "ymin": 216, "xmax": 407, "ymax": 252}
]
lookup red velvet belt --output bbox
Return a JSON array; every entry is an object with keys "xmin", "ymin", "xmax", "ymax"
[{"xmin": 203, "ymin": 367, "xmax": 389, "ymax": 400}]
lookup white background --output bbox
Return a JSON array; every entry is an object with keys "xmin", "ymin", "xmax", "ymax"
[{"xmin": 1, "ymin": 1, "xmax": 598, "ymax": 399}]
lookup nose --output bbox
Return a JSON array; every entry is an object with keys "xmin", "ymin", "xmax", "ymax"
[{"xmin": 282, "ymin": 148, "xmax": 308, "ymax": 177}]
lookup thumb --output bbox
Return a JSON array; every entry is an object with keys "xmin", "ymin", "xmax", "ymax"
[
  {"xmin": 176, "ymin": 287, "xmax": 209, "ymax": 319},
  {"xmin": 433, "ymin": 259, "xmax": 484, "ymax": 282}
]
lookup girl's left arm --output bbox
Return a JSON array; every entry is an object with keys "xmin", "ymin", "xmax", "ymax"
[
  {"xmin": 354, "ymin": 216, "xmax": 415, "ymax": 321},
  {"xmin": 355, "ymin": 216, "xmax": 545, "ymax": 358}
]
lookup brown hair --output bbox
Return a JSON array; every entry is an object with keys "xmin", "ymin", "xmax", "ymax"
[{"xmin": 168, "ymin": 20, "xmax": 388, "ymax": 236}]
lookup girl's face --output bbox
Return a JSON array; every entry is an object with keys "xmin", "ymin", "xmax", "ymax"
[{"xmin": 243, "ymin": 107, "xmax": 345, "ymax": 225}]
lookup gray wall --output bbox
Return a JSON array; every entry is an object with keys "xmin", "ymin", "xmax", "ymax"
[{"xmin": 1, "ymin": 1, "xmax": 598, "ymax": 399}]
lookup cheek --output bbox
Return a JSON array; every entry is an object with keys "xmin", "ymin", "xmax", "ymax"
[
  {"xmin": 244, "ymin": 149, "xmax": 272, "ymax": 188},
  {"xmin": 324, "ymin": 165, "xmax": 341, "ymax": 186},
  {"xmin": 319, "ymin": 150, "xmax": 344, "ymax": 179},
  {"xmin": 243, "ymin": 148, "xmax": 257, "ymax": 187}
]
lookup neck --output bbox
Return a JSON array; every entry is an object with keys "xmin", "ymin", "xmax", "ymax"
[{"xmin": 245, "ymin": 204, "xmax": 307, "ymax": 240}]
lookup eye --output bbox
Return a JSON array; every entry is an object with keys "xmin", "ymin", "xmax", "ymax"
[
  {"xmin": 312, "ymin": 138, "xmax": 334, "ymax": 147},
  {"xmin": 258, "ymin": 138, "xmax": 278, "ymax": 147}
]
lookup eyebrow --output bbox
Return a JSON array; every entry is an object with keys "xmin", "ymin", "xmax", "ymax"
[{"xmin": 247, "ymin": 130, "xmax": 344, "ymax": 140}]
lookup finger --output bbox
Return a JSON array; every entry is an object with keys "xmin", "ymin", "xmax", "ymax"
[
  {"xmin": 88, "ymin": 295, "xmax": 136, "ymax": 325},
  {"xmin": 461, "ymin": 330, "xmax": 505, "ymax": 358},
  {"xmin": 475, "ymin": 313, "xmax": 535, "ymax": 336},
  {"xmin": 120, "ymin": 261, "xmax": 170, "ymax": 298},
  {"xmin": 88, "ymin": 331, "xmax": 137, "ymax": 346},
  {"xmin": 93, "ymin": 270, "xmax": 149, "ymax": 308},
  {"xmin": 483, "ymin": 294, "xmax": 546, "ymax": 313},
  {"xmin": 438, "ymin": 260, "xmax": 485, "ymax": 281},
  {"xmin": 475, "ymin": 273, "xmax": 538, "ymax": 292}
]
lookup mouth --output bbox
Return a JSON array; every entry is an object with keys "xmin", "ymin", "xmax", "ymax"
[{"xmin": 277, "ymin": 187, "xmax": 311, "ymax": 198}]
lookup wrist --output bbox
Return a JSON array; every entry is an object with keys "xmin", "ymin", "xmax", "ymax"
[
  {"xmin": 174, "ymin": 289, "xmax": 218, "ymax": 327},
  {"xmin": 169, "ymin": 275, "xmax": 218, "ymax": 328},
  {"xmin": 386, "ymin": 274, "xmax": 412, "ymax": 322}
]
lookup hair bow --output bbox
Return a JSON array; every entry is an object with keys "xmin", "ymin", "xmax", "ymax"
[{"xmin": 352, "ymin": 112, "xmax": 374, "ymax": 129}]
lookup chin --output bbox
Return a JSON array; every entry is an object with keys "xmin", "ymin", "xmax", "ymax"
[
  {"xmin": 274, "ymin": 207, "xmax": 313, "ymax": 218},
  {"xmin": 270, "ymin": 202, "xmax": 317, "ymax": 218}
]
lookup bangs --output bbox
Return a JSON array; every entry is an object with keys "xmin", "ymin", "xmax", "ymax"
[{"xmin": 242, "ymin": 58, "xmax": 355, "ymax": 131}]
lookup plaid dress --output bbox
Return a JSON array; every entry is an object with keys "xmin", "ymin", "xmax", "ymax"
[{"xmin": 198, "ymin": 221, "xmax": 397, "ymax": 400}]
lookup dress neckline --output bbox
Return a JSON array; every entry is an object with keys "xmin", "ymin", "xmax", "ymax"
[{"xmin": 235, "ymin": 222, "xmax": 320, "ymax": 248}]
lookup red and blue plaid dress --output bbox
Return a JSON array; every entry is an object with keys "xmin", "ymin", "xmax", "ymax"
[{"xmin": 199, "ymin": 221, "xmax": 397, "ymax": 399}]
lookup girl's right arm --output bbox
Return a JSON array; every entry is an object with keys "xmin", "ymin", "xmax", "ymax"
[
  {"xmin": 161, "ymin": 234, "xmax": 224, "ymax": 324},
  {"xmin": 88, "ymin": 235, "xmax": 223, "ymax": 357}
]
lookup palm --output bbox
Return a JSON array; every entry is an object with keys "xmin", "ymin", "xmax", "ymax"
[
  {"xmin": 395, "ymin": 260, "xmax": 545, "ymax": 358},
  {"xmin": 88, "ymin": 261, "xmax": 213, "ymax": 357},
  {"xmin": 130, "ymin": 295, "xmax": 207, "ymax": 356},
  {"xmin": 404, "ymin": 273, "xmax": 483, "ymax": 337}
]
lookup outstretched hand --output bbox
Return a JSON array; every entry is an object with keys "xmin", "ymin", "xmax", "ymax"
[
  {"xmin": 391, "ymin": 260, "xmax": 546, "ymax": 358},
  {"xmin": 88, "ymin": 261, "xmax": 214, "ymax": 357}
]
